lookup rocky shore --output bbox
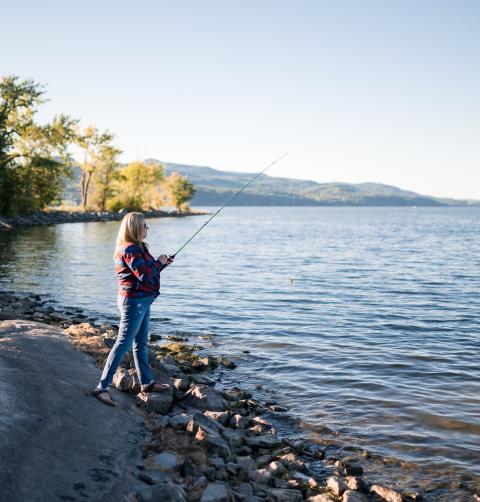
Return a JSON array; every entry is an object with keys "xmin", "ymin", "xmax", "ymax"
[
  {"xmin": 0, "ymin": 208, "xmax": 206, "ymax": 230},
  {"xmin": 0, "ymin": 291, "xmax": 447, "ymax": 502}
]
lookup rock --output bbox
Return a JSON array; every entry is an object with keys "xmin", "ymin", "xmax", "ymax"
[
  {"xmin": 138, "ymin": 469, "xmax": 172, "ymax": 485},
  {"xmin": 154, "ymin": 415, "xmax": 169, "ymax": 428},
  {"xmin": 217, "ymin": 355, "xmax": 236, "ymax": 369},
  {"xmin": 291, "ymin": 471, "xmax": 318, "ymax": 488},
  {"xmin": 128, "ymin": 369, "xmax": 141, "ymax": 393},
  {"xmin": 112, "ymin": 368, "xmax": 133, "ymax": 391},
  {"xmin": 231, "ymin": 413, "xmax": 249, "ymax": 429},
  {"xmin": 278, "ymin": 453, "xmax": 305, "ymax": 471},
  {"xmin": 233, "ymin": 482, "xmax": 254, "ymax": 497},
  {"xmin": 343, "ymin": 491, "xmax": 368, "ymax": 502},
  {"xmin": 211, "ymin": 457, "xmax": 226, "ymax": 470},
  {"xmin": 326, "ymin": 476, "xmax": 347, "ymax": 496},
  {"xmin": 236, "ymin": 455, "xmax": 257, "ymax": 473},
  {"xmin": 191, "ymin": 359, "xmax": 209, "ymax": 371},
  {"xmin": 199, "ymin": 356, "xmax": 218, "ymax": 368},
  {"xmin": 250, "ymin": 468, "xmax": 272, "ymax": 485},
  {"xmin": 272, "ymin": 478, "xmax": 290, "ymax": 489},
  {"xmin": 183, "ymin": 385, "xmax": 228, "ymax": 411},
  {"xmin": 245, "ymin": 434, "xmax": 282, "ymax": 450},
  {"xmin": 345, "ymin": 476, "xmax": 368, "ymax": 492},
  {"xmin": 268, "ymin": 405, "xmax": 289, "ymax": 412},
  {"xmin": 268, "ymin": 461, "xmax": 286, "ymax": 476},
  {"xmin": 267, "ymin": 488, "xmax": 304, "ymax": 501},
  {"xmin": 136, "ymin": 482, "xmax": 187, "ymax": 502},
  {"xmin": 146, "ymin": 451, "xmax": 184, "ymax": 472},
  {"xmin": 221, "ymin": 428, "xmax": 245, "ymax": 448},
  {"xmin": 306, "ymin": 495, "xmax": 336, "ymax": 502},
  {"xmin": 173, "ymin": 377, "xmax": 190, "ymax": 391},
  {"xmin": 223, "ymin": 387, "xmax": 251, "ymax": 401},
  {"xmin": 169, "ymin": 413, "xmax": 192, "ymax": 428},
  {"xmin": 191, "ymin": 374, "xmax": 217, "ymax": 386},
  {"xmin": 251, "ymin": 416, "xmax": 271, "ymax": 427},
  {"xmin": 195, "ymin": 425, "xmax": 231, "ymax": 458},
  {"xmin": 215, "ymin": 467, "xmax": 228, "ymax": 481},
  {"xmin": 370, "ymin": 485, "xmax": 404, "ymax": 502},
  {"xmin": 335, "ymin": 459, "xmax": 363, "ymax": 476},
  {"xmin": 312, "ymin": 448, "xmax": 326, "ymax": 460},
  {"xmin": 157, "ymin": 354, "xmax": 177, "ymax": 365},
  {"xmin": 204, "ymin": 410, "xmax": 230, "ymax": 426},
  {"xmin": 226, "ymin": 462, "xmax": 239, "ymax": 475},
  {"xmin": 153, "ymin": 362, "xmax": 178, "ymax": 377},
  {"xmin": 189, "ymin": 411, "xmax": 225, "ymax": 433},
  {"xmin": 255, "ymin": 453, "xmax": 274, "ymax": 467},
  {"xmin": 200, "ymin": 482, "xmax": 235, "ymax": 502},
  {"xmin": 136, "ymin": 390, "xmax": 173, "ymax": 414},
  {"xmin": 64, "ymin": 322, "xmax": 99, "ymax": 336}
]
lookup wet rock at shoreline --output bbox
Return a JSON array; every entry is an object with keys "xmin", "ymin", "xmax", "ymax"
[
  {"xmin": 370, "ymin": 484, "xmax": 404, "ymax": 502},
  {"xmin": 342, "ymin": 490, "xmax": 368, "ymax": 502},
  {"xmin": 183, "ymin": 385, "xmax": 228, "ymax": 411}
]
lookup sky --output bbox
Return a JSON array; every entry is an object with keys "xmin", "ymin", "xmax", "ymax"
[{"xmin": 2, "ymin": 1, "xmax": 479, "ymax": 199}]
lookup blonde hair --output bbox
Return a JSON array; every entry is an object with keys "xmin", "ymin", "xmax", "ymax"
[{"xmin": 115, "ymin": 212, "xmax": 146, "ymax": 255}]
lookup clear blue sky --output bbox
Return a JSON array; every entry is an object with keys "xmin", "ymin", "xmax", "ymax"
[{"xmin": 2, "ymin": 1, "xmax": 479, "ymax": 199}]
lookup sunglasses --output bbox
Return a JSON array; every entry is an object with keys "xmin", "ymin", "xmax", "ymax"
[{"xmin": 144, "ymin": 223, "xmax": 149, "ymax": 230}]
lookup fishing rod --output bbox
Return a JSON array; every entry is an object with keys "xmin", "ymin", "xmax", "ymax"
[{"xmin": 169, "ymin": 152, "xmax": 288, "ymax": 259}]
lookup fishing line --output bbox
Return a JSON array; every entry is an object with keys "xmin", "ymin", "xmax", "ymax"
[{"xmin": 169, "ymin": 152, "xmax": 288, "ymax": 259}]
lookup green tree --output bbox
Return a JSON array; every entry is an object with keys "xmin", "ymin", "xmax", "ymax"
[
  {"xmin": 164, "ymin": 171, "xmax": 196, "ymax": 212},
  {"xmin": 112, "ymin": 161, "xmax": 165, "ymax": 211},
  {"xmin": 0, "ymin": 76, "xmax": 77, "ymax": 215},
  {"xmin": 76, "ymin": 126, "xmax": 116, "ymax": 210}
]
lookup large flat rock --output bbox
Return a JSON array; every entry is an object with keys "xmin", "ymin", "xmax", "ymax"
[{"xmin": 0, "ymin": 320, "xmax": 147, "ymax": 502}]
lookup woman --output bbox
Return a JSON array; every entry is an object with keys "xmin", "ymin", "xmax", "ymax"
[{"xmin": 92, "ymin": 212, "xmax": 173, "ymax": 406}]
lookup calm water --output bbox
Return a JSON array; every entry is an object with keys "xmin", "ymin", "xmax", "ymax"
[{"xmin": 1, "ymin": 207, "xmax": 479, "ymax": 498}]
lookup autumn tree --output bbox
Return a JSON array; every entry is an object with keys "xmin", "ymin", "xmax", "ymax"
[
  {"xmin": 76, "ymin": 126, "xmax": 116, "ymax": 210},
  {"xmin": 164, "ymin": 171, "xmax": 196, "ymax": 212},
  {"xmin": 0, "ymin": 76, "xmax": 77, "ymax": 215},
  {"xmin": 88, "ymin": 144, "xmax": 123, "ymax": 211},
  {"xmin": 112, "ymin": 161, "xmax": 165, "ymax": 211}
]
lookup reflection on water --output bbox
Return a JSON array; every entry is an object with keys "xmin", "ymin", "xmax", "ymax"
[{"xmin": 1, "ymin": 207, "xmax": 479, "ymax": 498}]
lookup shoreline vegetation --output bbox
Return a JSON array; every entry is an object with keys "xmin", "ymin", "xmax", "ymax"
[
  {"xmin": 0, "ymin": 290, "xmax": 441, "ymax": 502},
  {"xmin": 0, "ymin": 207, "xmax": 207, "ymax": 231},
  {"xmin": 1, "ymin": 76, "xmax": 197, "ymax": 219}
]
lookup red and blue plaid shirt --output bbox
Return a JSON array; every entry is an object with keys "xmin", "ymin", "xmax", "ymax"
[{"xmin": 115, "ymin": 242, "xmax": 167, "ymax": 298}]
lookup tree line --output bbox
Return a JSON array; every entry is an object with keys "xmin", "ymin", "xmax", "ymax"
[{"xmin": 0, "ymin": 76, "xmax": 195, "ymax": 216}]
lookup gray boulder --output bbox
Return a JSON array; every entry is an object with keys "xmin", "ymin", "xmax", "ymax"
[
  {"xmin": 200, "ymin": 482, "xmax": 235, "ymax": 502},
  {"xmin": 136, "ymin": 390, "xmax": 173, "ymax": 414}
]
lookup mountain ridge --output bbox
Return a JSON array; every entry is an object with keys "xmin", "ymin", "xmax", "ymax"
[{"xmin": 155, "ymin": 160, "xmax": 478, "ymax": 207}]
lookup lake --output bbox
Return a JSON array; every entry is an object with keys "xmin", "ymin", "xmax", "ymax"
[{"xmin": 1, "ymin": 207, "xmax": 479, "ymax": 499}]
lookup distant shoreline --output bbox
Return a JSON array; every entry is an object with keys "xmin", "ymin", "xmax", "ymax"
[{"xmin": 0, "ymin": 208, "xmax": 207, "ymax": 231}]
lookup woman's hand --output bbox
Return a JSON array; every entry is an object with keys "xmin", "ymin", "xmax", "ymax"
[{"xmin": 158, "ymin": 254, "xmax": 174, "ymax": 266}]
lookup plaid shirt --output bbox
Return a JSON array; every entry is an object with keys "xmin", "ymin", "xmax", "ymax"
[{"xmin": 115, "ymin": 242, "xmax": 167, "ymax": 298}]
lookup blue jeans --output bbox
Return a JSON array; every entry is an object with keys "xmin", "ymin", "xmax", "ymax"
[{"xmin": 98, "ymin": 295, "xmax": 155, "ymax": 390}]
